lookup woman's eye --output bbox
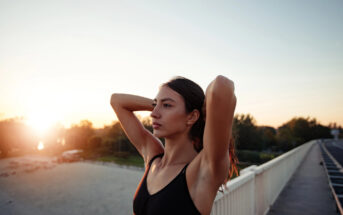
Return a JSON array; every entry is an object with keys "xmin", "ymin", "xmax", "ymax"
[{"xmin": 152, "ymin": 103, "xmax": 171, "ymax": 108}]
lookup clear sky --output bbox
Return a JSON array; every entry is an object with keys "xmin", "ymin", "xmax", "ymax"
[{"xmin": 1, "ymin": 0, "xmax": 342, "ymax": 129}]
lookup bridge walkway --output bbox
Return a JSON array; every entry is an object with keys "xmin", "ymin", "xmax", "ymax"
[{"xmin": 267, "ymin": 143, "xmax": 337, "ymax": 215}]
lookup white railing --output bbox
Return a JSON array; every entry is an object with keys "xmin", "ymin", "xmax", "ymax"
[{"xmin": 211, "ymin": 139, "xmax": 316, "ymax": 215}]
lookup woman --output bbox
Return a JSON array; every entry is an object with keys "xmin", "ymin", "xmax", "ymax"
[{"xmin": 110, "ymin": 75, "xmax": 237, "ymax": 215}]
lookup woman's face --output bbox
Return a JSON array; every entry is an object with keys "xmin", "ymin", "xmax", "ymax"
[{"xmin": 150, "ymin": 86, "xmax": 190, "ymax": 139}]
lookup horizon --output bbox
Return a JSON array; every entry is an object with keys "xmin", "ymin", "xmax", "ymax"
[{"xmin": 1, "ymin": 112, "xmax": 341, "ymax": 131}]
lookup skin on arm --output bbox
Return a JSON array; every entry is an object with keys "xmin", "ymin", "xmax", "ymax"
[
  {"xmin": 186, "ymin": 75, "xmax": 237, "ymax": 214},
  {"xmin": 202, "ymin": 75, "xmax": 237, "ymax": 182},
  {"xmin": 110, "ymin": 93, "xmax": 164, "ymax": 165}
]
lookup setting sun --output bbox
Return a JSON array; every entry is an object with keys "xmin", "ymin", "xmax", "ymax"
[
  {"xmin": 37, "ymin": 141, "xmax": 45, "ymax": 150},
  {"xmin": 26, "ymin": 109, "xmax": 60, "ymax": 136}
]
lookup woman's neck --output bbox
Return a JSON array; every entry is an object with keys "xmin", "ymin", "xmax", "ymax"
[{"xmin": 160, "ymin": 134, "xmax": 198, "ymax": 168}]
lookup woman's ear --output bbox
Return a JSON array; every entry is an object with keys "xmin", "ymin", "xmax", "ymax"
[{"xmin": 187, "ymin": 109, "xmax": 200, "ymax": 126}]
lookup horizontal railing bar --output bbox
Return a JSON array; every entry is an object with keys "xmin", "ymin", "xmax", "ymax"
[{"xmin": 330, "ymin": 176, "xmax": 343, "ymax": 179}]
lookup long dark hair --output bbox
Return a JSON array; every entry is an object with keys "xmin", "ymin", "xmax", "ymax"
[{"xmin": 162, "ymin": 76, "xmax": 239, "ymax": 183}]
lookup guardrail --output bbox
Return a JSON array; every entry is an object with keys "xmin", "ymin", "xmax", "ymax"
[
  {"xmin": 320, "ymin": 141, "xmax": 343, "ymax": 215},
  {"xmin": 211, "ymin": 139, "xmax": 316, "ymax": 215}
]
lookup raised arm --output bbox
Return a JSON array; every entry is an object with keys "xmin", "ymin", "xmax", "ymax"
[
  {"xmin": 110, "ymin": 94, "xmax": 164, "ymax": 165},
  {"xmin": 202, "ymin": 75, "xmax": 237, "ymax": 173}
]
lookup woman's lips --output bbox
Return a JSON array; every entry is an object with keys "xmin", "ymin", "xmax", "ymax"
[{"xmin": 152, "ymin": 122, "xmax": 161, "ymax": 129}]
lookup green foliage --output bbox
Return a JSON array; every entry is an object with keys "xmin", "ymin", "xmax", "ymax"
[
  {"xmin": 276, "ymin": 116, "xmax": 331, "ymax": 151},
  {"xmin": 101, "ymin": 138, "xmax": 117, "ymax": 154},
  {"xmin": 237, "ymin": 150, "xmax": 260, "ymax": 163},
  {"xmin": 257, "ymin": 126, "xmax": 277, "ymax": 150},
  {"xmin": 0, "ymin": 113, "xmax": 337, "ymax": 166},
  {"xmin": 234, "ymin": 114, "xmax": 263, "ymax": 150},
  {"xmin": 65, "ymin": 120, "xmax": 94, "ymax": 150},
  {"xmin": 233, "ymin": 114, "xmax": 332, "ymax": 153},
  {"xmin": 237, "ymin": 150, "xmax": 281, "ymax": 164},
  {"xmin": 97, "ymin": 155, "xmax": 144, "ymax": 167},
  {"xmin": 87, "ymin": 136, "xmax": 102, "ymax": 152},
  {"xmin": 105, "ymin": 121, "xmax": 124, "ymax": 139},
  {"xmin": 101, "ymin": 121, "xmax": 140, "ymax": 156},
  {"xmin": 0, "ymin": 118, "xmax": 38, "ymax": 157}
]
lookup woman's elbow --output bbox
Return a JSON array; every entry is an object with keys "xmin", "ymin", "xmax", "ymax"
[
  {"xmin": 215, "ymin": 75, "xmax": 234, "ymax": 88},
  {"xmin": 110, "ymin": 93, "xmax": 121, "ymax": 107},
  {"xmin": 212, "ymin": 75, "xmax": 235, "ymax": 97}
]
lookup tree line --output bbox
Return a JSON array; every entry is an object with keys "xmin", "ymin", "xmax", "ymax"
[{"xmin": 0, "ymin": 114, "xmax": 341, "ymax": 159}]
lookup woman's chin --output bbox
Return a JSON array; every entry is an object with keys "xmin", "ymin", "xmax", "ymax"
[
  {"xmin": 153, "ymin": 133, "xmax": 161, "ymax": 138},
  {"xmin": 153, "ymin": 131, "xmax": 163, "ymax": 138}
]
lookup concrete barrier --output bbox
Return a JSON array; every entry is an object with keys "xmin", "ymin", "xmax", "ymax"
[{"xmin": 211, "ymin": 140, "xmax": 316, "ymax": 215}]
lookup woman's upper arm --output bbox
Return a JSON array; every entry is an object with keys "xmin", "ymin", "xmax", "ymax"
[
  {"xmin": 110, "ymin": 103, "xmax": 164, "ymax": 164},
  {"xmin": 202, "ymin": 76, "xmax": 237, "ymax": 171}
]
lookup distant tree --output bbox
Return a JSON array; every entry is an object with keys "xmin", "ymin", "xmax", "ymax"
[
  {"xmin": 87, "ymin": 136, "xmax": 102, "ymax": 152},
  {"xmin": 103, "ymin": 120, "xmax": 140, "ymax": 156},
  {"xmin": 65, "ymin": 120, "xmax": 94, "ymax": 150},
  {"xmin": 105, "ymin": 121, "xmax": 125, "ymax": 139},
  {"xmin": 257, "ymin": 126, "xmax": 277, "ymax": 151},
  {"xmin": 312, "ymin": 124, "xmax": 331, "ymax": 139},
  {"xmin": 276, "ymin": 124, "xmax": 298, "ymax": 151},
  {"xmin": 0, "ymin": 118, "xmax": 38, "ymax": 157},
  {"xmin": 0, "ymin": 120, "xmax": 11, "ymax": 157},
  {"xmin": 101, "ymin": 138, "xmax": 116, "ymax": 154},
  {"xmin": 276, "ymin": 117, "xmax": 331, "ymax": 151},
  {"xmin": 233, "ymin": 114, "xmax": 263, "ymax": 150},
  {"xmin": 339, "ymin": 126, "xmax": 343, "ymax": 138}
]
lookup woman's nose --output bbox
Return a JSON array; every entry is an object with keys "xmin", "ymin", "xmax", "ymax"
[{"xmin": 150, "ymin": 106, "xmax": 160, "ymax": 119}]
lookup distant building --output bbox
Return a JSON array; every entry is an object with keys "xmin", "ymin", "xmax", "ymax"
[{"xmin": 331, "ymin": 129, "xmax": 340, "ymax": 140}]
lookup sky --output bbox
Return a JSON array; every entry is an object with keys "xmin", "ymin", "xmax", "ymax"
[{"xmin": 0, "ymin": 0, "xmax": 342, "ymax": 129}]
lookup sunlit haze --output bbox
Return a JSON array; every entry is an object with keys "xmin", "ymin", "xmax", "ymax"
[
  {"xmin": 1, "ymin": 0, "xmax": 342, "ymax": 130},
  {"xmin": 37, "ymin": 141, "xmax": 44, "ymax": 151}
]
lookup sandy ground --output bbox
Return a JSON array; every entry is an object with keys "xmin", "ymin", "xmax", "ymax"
[{"xmin": 0, "ymin": 155, "xmax": 144, "ymax": 215}]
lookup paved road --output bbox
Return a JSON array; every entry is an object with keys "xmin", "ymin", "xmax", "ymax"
[
  {"xmin": 325, "ymin": 139, "xmax": 343, "ymax": 167},
  {"xmin": 0, "ymin": 155, "xmax": 144, "ymax": 215}
]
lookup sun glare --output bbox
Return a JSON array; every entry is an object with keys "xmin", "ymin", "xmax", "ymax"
[
  {"xmin": 37, "ymin": 141, "xmax": 45, "ymax": 150},
  {"xmin": 26, "ymin": 109, "xmax": 60, "ymax": 136}
]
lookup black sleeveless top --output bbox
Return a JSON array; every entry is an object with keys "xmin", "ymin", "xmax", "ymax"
[{"xmin": 133, "ymin": 153, "xmax": 201, "ymax": 215}]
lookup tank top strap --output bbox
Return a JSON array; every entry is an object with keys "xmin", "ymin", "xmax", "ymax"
[
  {"xmin": 181, "ymin": 162, "xmax": 190, "ymax": 174},
  {"xmin": 148, "ymin": 153, "xmax": 164, "ymax": 167}
]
